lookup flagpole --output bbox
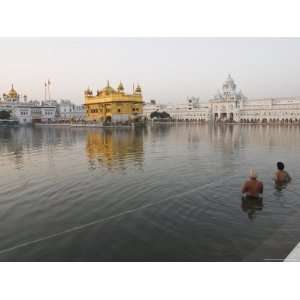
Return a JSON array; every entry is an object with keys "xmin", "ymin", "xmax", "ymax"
[
  {"xmin": 44, "ymin": 82, "xmax": 47, "ymax": 101},
  {"xmin": 48, "ymin": 79, "xmax": 51, "ymax": 101}
]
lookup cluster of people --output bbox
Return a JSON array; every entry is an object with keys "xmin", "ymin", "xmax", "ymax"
[{"xmin": 242, "ymin": 162, "xmax": 291, "ymax": 198}]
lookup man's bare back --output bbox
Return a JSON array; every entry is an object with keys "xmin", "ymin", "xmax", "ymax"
[
  {"xmin": 274, "ymin": 170, "xmax": 291, "ymax": 184},
  {"xmin": 242, "ymin": 179, "xmax": 263, "ymax": 198},
  {"xmin": 274, "ymin": 162, "xmax": 291, "ymax": 185},
  {"xmin": 242, "ymin": 169, "xmax": 263, "ymax": 198}
]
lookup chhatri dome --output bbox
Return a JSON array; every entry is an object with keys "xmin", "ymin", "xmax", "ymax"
[
  {"xmin": 84, "ymin": 87, "xmax": 93, "ymax": 96},
  {"xmin": 85, "ymin": 81, "xmax": 143, "ymax": 97},
  {"xmin": 102, "ymin": 80, "xmax": 116, "ymax": 94},
  {"xmin": 213, "ymin": 74, "xmax": 246, "ymax": 101},
  {"xmin": 222, "ymin": 74, "xmax": 236, "ymax": 92},
  {"xmin": 117, "ymin": 81, "xmax": 124, "ymax": 92},
  {"xmin": 135, "ymin": 84, "xmax": 142, "ymax": 94}
]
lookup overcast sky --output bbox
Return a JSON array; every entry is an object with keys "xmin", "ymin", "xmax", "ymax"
[{"xmin": 1, "ymin": 38, "xmax": 300, "ymax": 104}]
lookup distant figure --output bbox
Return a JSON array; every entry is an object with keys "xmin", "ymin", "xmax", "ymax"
[
  {"xmin": 274, "ymin": 162, "xmax": 291, "ymax": 185},
  {"xmin": 242, "ymin": 169, "xmax": 263, "ymax": 198}
]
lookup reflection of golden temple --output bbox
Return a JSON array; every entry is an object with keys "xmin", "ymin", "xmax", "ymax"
[
  {"xmin": 86, "ymin": 130, "xmax": 144, "ymax": 170},
  {"xmin": 84, "ymin": 81, "xmax": 143, "ymax": 123}
]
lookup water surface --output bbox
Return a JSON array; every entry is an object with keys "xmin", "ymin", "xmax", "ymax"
[{"xmin": 0, "ymin": 124, "xmax": 299, "ymax": 261}]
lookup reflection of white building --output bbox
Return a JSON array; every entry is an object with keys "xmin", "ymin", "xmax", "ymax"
[
  {"xmin": 163, "ymin": 75, "xmax": 300, "ymax": 123},
  {"xmin": 0, "ymin": 85, "xmax": 56, "ymax": 124}
]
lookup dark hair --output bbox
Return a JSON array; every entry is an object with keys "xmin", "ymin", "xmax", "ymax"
[{"xmin": 277, "ymin": 162, "xmax": 285, "ymax": 170}]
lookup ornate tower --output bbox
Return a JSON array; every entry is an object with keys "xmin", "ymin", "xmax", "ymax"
[{"xmin": 222, "ymin": 74, "xmax": 237, "ymax": 99}]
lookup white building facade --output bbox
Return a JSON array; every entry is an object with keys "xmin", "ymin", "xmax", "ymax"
[
  {"xmin": 58, "ymin": 100, "xmax": 85, "ymax": 121},
  {"xmin": 0, "ymin": 85, "xmax": 56, "ymax": 124},
  {"xmin": 143, "ymin": 100, "xmax": 167, "ymax": 119},
  {"xmin": 159, "ymin": 75, "xmax": 300, "ymax": 124},
  {"xmin": 165, "ymin": 97, "xmax": 210, "ymax": 121},
  {"xmin": 0, "ymin": 102, "xmax": 57, "ymax": 124}
]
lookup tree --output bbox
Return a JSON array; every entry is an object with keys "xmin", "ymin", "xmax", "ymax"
[
  {"xmin": 150, "ymin": 111, "xmax": 171, "ymax": 119},
  {"xmin": 150, "ymin": 111, "xmax": 161, "ymax": 119},
  {"xmin": 0, "ymin": 110, "xmax": 11, "ymax": 120},
  {"xmin": 160, "ymin": 111, "xmax": 171, "ymax": 119}
]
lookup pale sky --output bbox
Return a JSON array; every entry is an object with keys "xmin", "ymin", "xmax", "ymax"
[{"xmin": 1, "ymin": 38, "xmax": 300, "ymax": 104}]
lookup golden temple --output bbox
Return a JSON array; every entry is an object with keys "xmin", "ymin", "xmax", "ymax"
[{"xmin": 84, "ymin": 81, "xmax": 143, "ymax": 123}]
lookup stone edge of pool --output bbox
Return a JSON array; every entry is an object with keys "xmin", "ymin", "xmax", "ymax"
[{"xmin": 284, "ymin": 242, "xmax": 300, "ymax": 262}]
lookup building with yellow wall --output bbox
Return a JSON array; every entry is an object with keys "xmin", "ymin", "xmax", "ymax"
[{"xmin": 84, "ymin": 81, "xmax": 143, "ymax": 123}]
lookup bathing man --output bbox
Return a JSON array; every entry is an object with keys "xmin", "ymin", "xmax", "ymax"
[
  {"xmin": 274, "ymin": 162, "xmax": 291, "ymax": 185},
  {"xmin": 242, "ymin": 169, "xmax": 263, "ymax": 198}
]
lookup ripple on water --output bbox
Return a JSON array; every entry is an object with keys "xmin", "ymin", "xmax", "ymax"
[{"xmin": 0, "ymin": 125, "xmax": 300, "ymax": 261}]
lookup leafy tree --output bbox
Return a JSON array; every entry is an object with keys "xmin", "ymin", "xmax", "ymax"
[
  {"xmin": 160, "ymin": 111, "xmax": 171, "ymax": 119},
  {"xmin": 150, "ymin": 111, "xmax": 161, "ymax": 119},
  {"xmin": 150, "ymin": 111, "xmax": 171, "ymax": 119},
  {"xmin": 0, "ymin": 110, "xmax": 11, "ymax": 120}
]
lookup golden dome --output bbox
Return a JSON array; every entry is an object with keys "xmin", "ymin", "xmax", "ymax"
[
  {"xmin": 8, "ymin": 84, "xmax": 18, "ymax": 97},
  {"xmin": 102, "ymin": 81, "xmax": 116, "ymax": 94}
]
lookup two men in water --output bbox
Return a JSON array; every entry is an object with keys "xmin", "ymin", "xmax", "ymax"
[{"xmin": 241, "ymin": 162, "xmax": 291, "ymax": 198}]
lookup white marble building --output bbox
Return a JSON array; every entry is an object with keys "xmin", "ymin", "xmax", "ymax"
[
  {"xmin": 0, "ymin": 85, "xmax": 56, "ymax": 124},
  {"xmin": 161, "ymin": 75, "xmax": 300, "ymax": 124},
  {"xmin": 210, "ymin": 75, "xmax": 300, "ymax": 123},
  {"xmin": 165, "ymin": 97, "xmax": 211, "ymax": 121},
  {"xmin": 143, "ymin": 100, "xmax": 167, "ymax": 119},
  {"xmin": 209, "ymin": 74, "xmax": 246, "ymax": 122},
  {"xmin": 0, "ymin": 102, "xmax": 56, "ymax": 124},
  {"xmin": 239, "ymin": 97, "xmax": 300, "ymax": 123},
  {"xmin": 58, "ymin": 99, "xmax": 85, "ymax": 121}
]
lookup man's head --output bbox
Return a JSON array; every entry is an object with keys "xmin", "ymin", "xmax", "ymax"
[
  {"xmin": 277, "ymin": 162, "xmax": 285, "ymax": 170},
  {"xmin": 249, "ymin": 168, "xmax": 257, "ymax": 179}
]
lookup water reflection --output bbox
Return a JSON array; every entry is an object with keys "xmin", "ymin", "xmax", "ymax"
[
  {"xmin": 86, "ymin": 128, "xmax": 144, "ymax": 171},
  {"xmin": 0, "ymin": 127, "xmax": 85, "ymax": 169},
  {"xmin": 1, "ymin": 124, "xmax": 300, "ymax": 261},
  {"xmin": 241, "ymin": 197, "xmax": 264, "ymax": 220}
]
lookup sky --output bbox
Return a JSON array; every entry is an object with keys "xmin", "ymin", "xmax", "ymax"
[{"xmin": 0, "ymin": 38, "xmax": 300, "ymax": 104}]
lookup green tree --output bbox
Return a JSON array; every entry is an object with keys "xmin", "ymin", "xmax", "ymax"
[
  {"xmin": 150, "ymin": 111, "xmax": 171, "ymax": 119},
  {"xmin": 0, "ymin": 110, "xmax": 11, "ymax": 120},
  {"xmin": 160, "ymin": 111, "xmax": 171, "ymax": 119},
  {"xmin": 150, "ymin": 111, "xmax": 161, "ymax": 119}
]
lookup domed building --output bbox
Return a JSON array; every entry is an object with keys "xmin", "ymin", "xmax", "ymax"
[
  {"xmin": 163, "ymin": 74, "xmax": 300, "ymax": 124},
  {"xmin": 0, "ymin": 84, "xmax": 56, "ymax": 124},
  {"xmin": 210, "ymin": 74, "xmax": 246, "ymax": 122},
  {"xmin": 2, "ymin": 84, "xmax": 20, "ymax": 102},
  {"xmin": 84, "ymin": 81, "xmax": 143, "ymax": 123}
]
